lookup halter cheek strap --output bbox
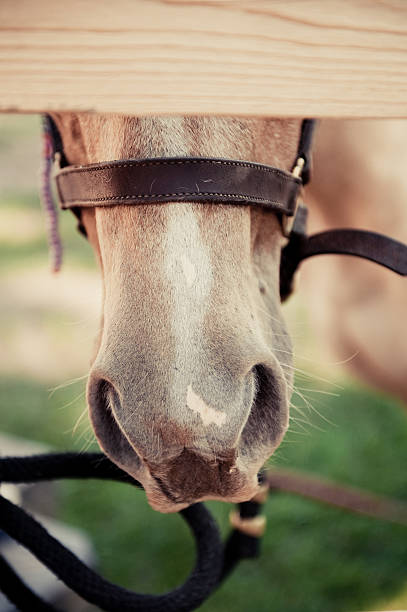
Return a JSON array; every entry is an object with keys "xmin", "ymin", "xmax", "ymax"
[
  {"xmin": 279, "ymin": 206, "xmax": 407, "ymax": 300},
  {"xmin": 45, "ymin": 115, "xmax": 407, "ymax": 299}
]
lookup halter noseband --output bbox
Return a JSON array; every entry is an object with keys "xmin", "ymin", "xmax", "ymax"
[{"xmin": 45, "ymin": 116, "xmax": 407, "ymax": 298}]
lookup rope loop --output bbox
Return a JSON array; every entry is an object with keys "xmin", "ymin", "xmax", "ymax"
[{"xmin": 0, "ymin": 452, "xmax": 262, "ymax": 612}]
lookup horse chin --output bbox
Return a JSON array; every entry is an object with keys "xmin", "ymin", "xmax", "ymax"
[{"xmin": 140, "ymin": 467, "xmax": 261, "ymax": 514}]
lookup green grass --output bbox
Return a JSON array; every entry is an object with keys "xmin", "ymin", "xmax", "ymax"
[
  {"xmin": 1, "ymin": 376, "xmax": 406, "ymax": 612},
  {"xmin": 0, "ymin": 114, "xmax": 40, "ymax": 148}
]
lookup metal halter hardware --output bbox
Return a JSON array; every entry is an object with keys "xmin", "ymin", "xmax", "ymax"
[{"xmin": 45, "ymin": 116, "xmax": 407, "ymax": 299}]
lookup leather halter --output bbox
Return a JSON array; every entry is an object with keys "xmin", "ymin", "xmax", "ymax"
[
  {"xmin": 46, "ymin": 116, "xmax": 407, "ymax": 299},
  {"xmin": 56, "ymin": 157, "xmax": 302, "ymax": 215}
]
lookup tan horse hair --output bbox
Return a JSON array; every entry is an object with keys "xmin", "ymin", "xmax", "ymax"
[{"xmin": 50, "ymin": 114, "xmax": 407, "ymax": 512}]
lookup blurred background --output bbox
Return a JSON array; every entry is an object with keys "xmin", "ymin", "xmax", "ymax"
[{"xmin": 0, "ymin": 114, "xmax": 406, "ymax": 612}]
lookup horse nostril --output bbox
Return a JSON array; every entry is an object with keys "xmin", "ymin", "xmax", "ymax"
[
  {"xmin": 240, "ymin": 363, "xmax": 289, "ymax": 456},
  {"xmin": 87, "ymin": 376, "xmax": 141, "ymax": 473}
]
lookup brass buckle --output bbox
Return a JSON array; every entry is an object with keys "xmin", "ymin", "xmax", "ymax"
[
  {"xmin": 54, "ymin": 151, "xmax": 62, "ymax": 173},
  {"xmin": 292, "ymin": 156, "xmax": 305, "ymax": 179},
  {"xmin": 282, "ymin": 157, "xmax": 305, "ymax": 237},
  {"xmin": 229, "ymin": 510, "xmax": 267, "ymax": 538}
]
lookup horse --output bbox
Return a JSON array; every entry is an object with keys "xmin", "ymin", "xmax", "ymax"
[
  {"xmin": 304, "ymin": 119, "xmax": 407, "ymax": 403},
  {"xmin": 49, "ymin": 114, "xmax": 406, "ymax": 512}
]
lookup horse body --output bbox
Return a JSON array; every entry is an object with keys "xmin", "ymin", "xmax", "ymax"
[
  {"xmin": 304, "ymin": 120, "xmax": 407, "ymax": 402},
  {"xmin": 50, "ymin": 114, "xmax": 406, "ymax": 512}
]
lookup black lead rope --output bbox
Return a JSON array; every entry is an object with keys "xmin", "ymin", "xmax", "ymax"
[{"xmin": 0, "ymin": 452, "xmax": 263, "ymax": 612}]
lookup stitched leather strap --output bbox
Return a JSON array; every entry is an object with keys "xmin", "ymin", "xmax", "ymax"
[
  {"xmin": 48, "ymin": 115, "xmax": 407, "ymax": 301},
  {"xmin": 302, "ymin": 229, "xmax": 407, "ymax": 274},
  {"xmin": 280, "ymin": 206, "xmax": 407, "ymax": 300},
  {"xmin": 56, "ymin": 157, "xmax": 302, "ymax": 215}
]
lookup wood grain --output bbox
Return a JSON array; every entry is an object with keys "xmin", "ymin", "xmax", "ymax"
[{"xmin": 0, "ymin": 0, "xmax": 406, "ymax": 117}]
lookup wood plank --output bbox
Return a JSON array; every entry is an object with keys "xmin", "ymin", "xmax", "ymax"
[{"xmin": 0, "ymin": 0, "xmax": 406, "ymax": 117}]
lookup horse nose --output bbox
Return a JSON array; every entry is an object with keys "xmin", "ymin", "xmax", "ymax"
[
  {"xmin": 88, "ymin": 350, "xmax": 259, "ymax": 447},
  {"xmin": 86, "ymin": 352, "xmax": 286, "ymax": 510},
  {"xmin": 146, "ymin": 448, "xmax": 241, "ymax": 503}
]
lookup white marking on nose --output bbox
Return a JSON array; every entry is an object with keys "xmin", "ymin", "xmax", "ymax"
[
  {"xmin": 181, "ymin": 254, "xmax": 196, "ymax": 287},
  {"xmin": 187, "ymin": 385, "xmax": 226, "ymax": 427},
  {"xmin": 164, "ymin": 205, "xmax": 213, "ymax": 392}
]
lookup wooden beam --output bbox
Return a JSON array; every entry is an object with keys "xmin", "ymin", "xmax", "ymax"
[{"xmin": 1, "ymin": 0, "xmax": 406, "ymax": 117}]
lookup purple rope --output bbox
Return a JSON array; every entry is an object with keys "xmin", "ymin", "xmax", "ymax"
[{"xmin": 40, "ymin": 120, "xmax": 62, "ymax": 273}]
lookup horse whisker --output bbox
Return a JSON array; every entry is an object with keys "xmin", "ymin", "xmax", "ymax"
[{"xmin": 48, "ymin": 374, "xmax": 88, "ymax": 398}]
